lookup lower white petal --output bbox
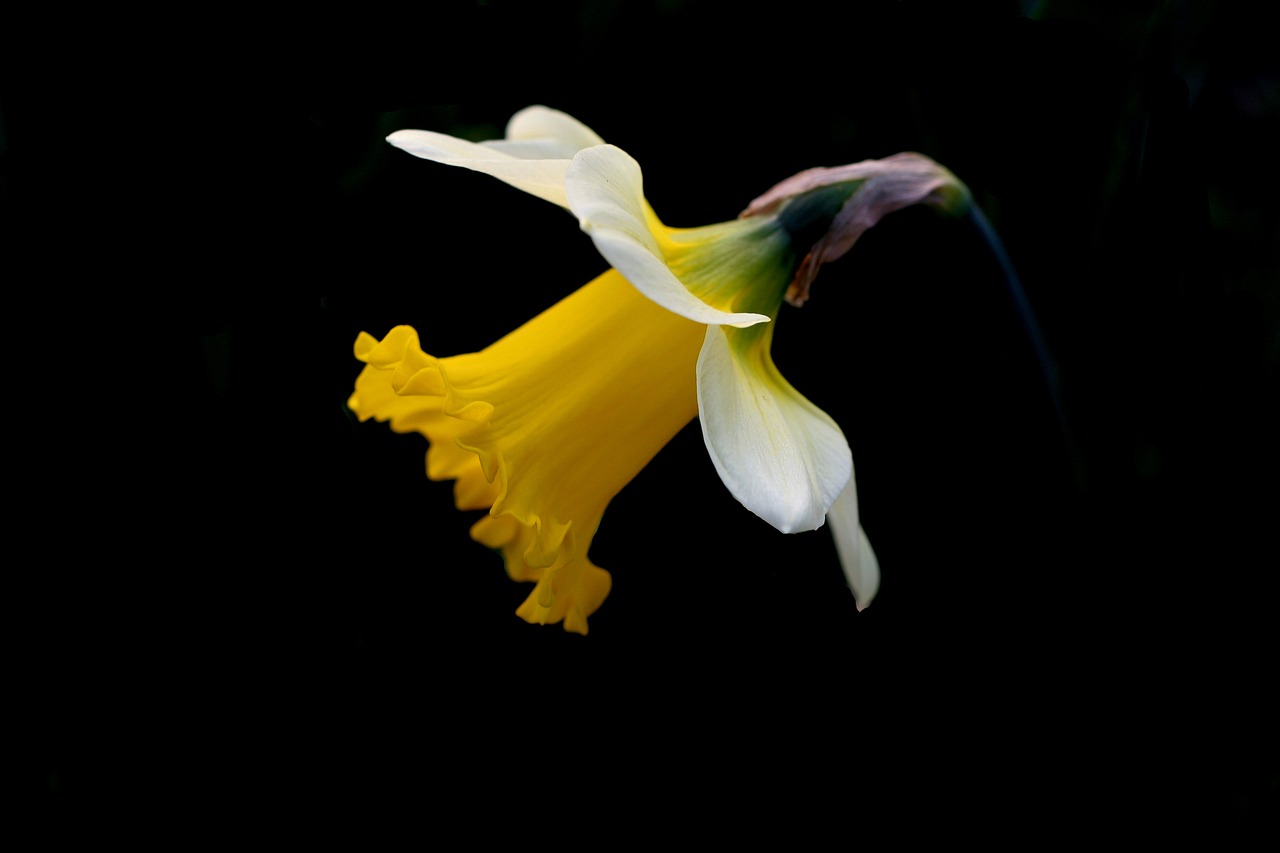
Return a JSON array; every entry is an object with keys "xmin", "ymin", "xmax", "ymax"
[
  {"xmin": 696, "ymin": 325, "xmax": 852, "ymax": 533},
  {"xmin": 827, "ymin": 477, "xmax": 880, "ymax": 610}
]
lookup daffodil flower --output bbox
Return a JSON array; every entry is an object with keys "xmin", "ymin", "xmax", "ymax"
[{"xmin": 350, "ymin": 106, "xmax": 968, "ymax": 634}]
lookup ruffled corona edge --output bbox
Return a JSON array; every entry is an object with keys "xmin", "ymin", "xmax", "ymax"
[{"xmin": 348, "ymin": 325, "xmax": 612, "ymax": 635}]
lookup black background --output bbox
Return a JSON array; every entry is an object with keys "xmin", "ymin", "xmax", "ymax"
[{"xmin": 12, "ymin": 0, "xmax": 1277, "ymax": 842}]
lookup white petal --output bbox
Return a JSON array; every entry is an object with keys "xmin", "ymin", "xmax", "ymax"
[
  {"xmin": 696, "ymin": 325, "xmax": 852, "ymax": 533},
  {"xmin": 385, "ymin": 107, "xmax": 605, "ymax": 210},
  {"xmin": 503, "ymin": 105, "xmax": 605, "ymax": 152},
  {"xmin": 386, "ymin": 129, "xmax": 574, "ymax": 209},
  {"xmin": 565, "ymin": 146, "xmax": 771, "ymax": 329},
  {"xmin": 827, "ymin": 477, "xmax": 880, "ymax": 610}
]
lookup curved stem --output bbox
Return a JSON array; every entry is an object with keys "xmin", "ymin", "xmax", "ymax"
[{"xmin": 966, "ymin": 202, "xmax": 1087, "ymax": 496}]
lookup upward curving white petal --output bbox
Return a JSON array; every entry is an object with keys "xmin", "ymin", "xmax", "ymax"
[
  {"xmin": 696, "ymin": 326, "xmax": 852, "ymax": 533},
  {"xmin": 499, "ymin": 105, "xmax": 605, "ymax": 153},
  {"xmin": 566, "ymin": 146, "xmax": 771, "ymax": 329}
]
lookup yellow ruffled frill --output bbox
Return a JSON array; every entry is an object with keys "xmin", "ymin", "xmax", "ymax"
[{"xmin": 348, "ymin": 269, "xmax": 704, "ymax": 634}]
